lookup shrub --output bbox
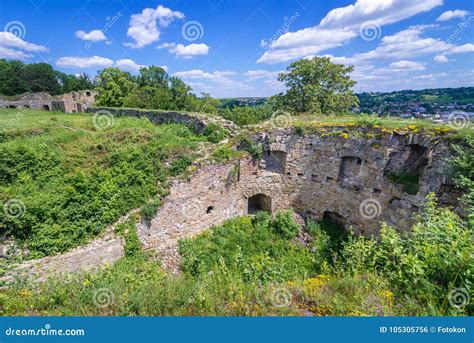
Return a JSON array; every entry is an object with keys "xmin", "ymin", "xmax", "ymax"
[
  {"xmin": 140, "ymin": 198, "xmax": 161, "ymax": 222},
  {"xmin": 203, "ymin": 123, "xmax": 229, "ymax": 143},
  {"xmin": 271, "ymin": 210, "xmax": 299, "ymax": 240},
  {"xmin": 169, "ymin": 155, "xmax": 192, "ymax": 176}
]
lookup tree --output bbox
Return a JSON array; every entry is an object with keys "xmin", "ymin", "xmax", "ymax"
[
  {"xmin": 95, "ymin": 68, "xmax": 135, "ymax": 107},
  {"xmin": 20, "ymin": 63, "xmax": 61, "ymax": 94},
  {"xmin": 273, "ymin": 57, "xmax": 359, "ymax": 115}
]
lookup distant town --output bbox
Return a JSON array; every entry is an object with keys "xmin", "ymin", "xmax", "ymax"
[{"xmin": 221, "ymin": 86, "xmax": 474, "ymax": 122}]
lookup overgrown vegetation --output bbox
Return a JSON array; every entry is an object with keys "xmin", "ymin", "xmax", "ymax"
[
  {"xmin": 0, "ymin": 109, "xmax": 205, "ymax": 258},
  {"xmin": 386, "ymin": 172, "xmax": 420, "ymax": 195},
  {"xmin": 2, "ymin": 200, "xmax": 471, "ymax": 316}
]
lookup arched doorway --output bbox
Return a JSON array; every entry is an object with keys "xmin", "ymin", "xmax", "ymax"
[{"xmin": 247, "ymin": 194, "xmax": 272, "ymax": 214}]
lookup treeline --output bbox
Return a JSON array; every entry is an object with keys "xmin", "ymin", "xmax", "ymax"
[
  {"xmin": 0, "ymin": 59, "xmax": 95, "ymax": 96},
  {"xmin": 95, "ymin": 66, "xmax": 220, "ymax": 113}
]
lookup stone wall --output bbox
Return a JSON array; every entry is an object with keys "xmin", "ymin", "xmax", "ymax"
[
  {"xmin": 86, "ymin": 107, "xmax": 238, "ymax": 135},
  {"xmin": 0, "ymin": 90, "xmax": 97, "ymax": 113},
  {"xmin": 141, "ymin": 129, "xmax": 453, "ymax": 266},
  {"xmin": 3, "ymin": 128, "xmax": 455, "ymax": 280}
]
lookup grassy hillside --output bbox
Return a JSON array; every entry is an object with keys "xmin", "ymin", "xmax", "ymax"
[
  {"xmin": 1, "ymin": 204, "xmax": 472, "ymax": 316},
  {"xmin": 0, "ymin": 108, "xmax": 207, "ymax": 258}
]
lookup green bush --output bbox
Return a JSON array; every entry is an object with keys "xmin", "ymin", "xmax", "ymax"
[
  {"xmin": 203, "ymin": 123, "xmax": 229, "ymax": 143},
  {"xmin": 218, "ymin": 105, "xmax": 273, "ymax": 126},
  {"xmin": 0, "ymin": 111, "xmax": 203, "ymax": 258},
  {"xmin": 140, "ymin": 198, "xmax": 161, "ymax": 222},
  {"xmin": 271, "ymin": 210, "xmax": 299, "ymax": 240},
  {"xmin": 169, "ymin": 155, "xmax": 193, "ymax": 176}
]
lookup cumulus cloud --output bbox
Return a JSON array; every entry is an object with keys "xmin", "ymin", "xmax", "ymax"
[
  {"xmin": 258, "ymin": 0, "xmax": 443, "ymax": 64},
  {"xmin": 351, "ymin": 25, "xmax": 452, "ymax": 61},
  {"xmin": 388, "ymin": 60, "xmax": 425, "ymax": 71},
  {"xmin": 157, "ymin": 42, "xmax": 209, "ymax": 59},
  {"xmin": 436, "ymin": 9, "xmax": 470, "ymax": 21},
  {"xmin": 0, "ymin": 46, "xmax": 32, "ymax": 59},
  {"xmin": 244, "ymin": 70, "xmax": 281, "ymax": 80},
  {"xmin": 56, "ymin": 56, "xmax": 114, "ymax": 68},
  {"xmin": 0, "ymin": 31, "xmax": 48, "ymax": 60},
  {"xmin": 445, "ymin": 43, "xmax": 474, "ymax": 54},
  {"xmin": 124, "ymin": 5, "xmax": 184, "ymax": 48},
  {"xmin": 114, "ymin": 59, "xmax": 144, "ymax": 72},
  {"xmin": 75, "ymin": 29, "xmax": 107, "ymax": 41},
  {"xmin": 0, "ymin": 32, "xmax": 48, "ymax": 52},
  {"xmin": 434, "ymin": 54, "xmax": 449, "ymax": 63}
]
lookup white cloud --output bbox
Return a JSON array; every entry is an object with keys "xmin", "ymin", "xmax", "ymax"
[
  {"xmin": 352, "ymin": 26, "xmax": 452, "ymax": 61},
  {"xmin": 244, "ymin": 70, "xmax": 281, "ymax": 80},
  {"xmin": 157, "ymin": 42, "xmax": 209, "ymax": 59},
  {"xmin": 114, "ymin": 59, "xmax": 144, "ymax": 72},
  {"xmin": 174, "ymin": 69, "xmax": 252, "ymax": 97},
  {"xmin": 258, "ymin": 28, "xmax": 356, "ymax": 64},
  {"xmin": 0, "ymin": 32, "xmax": 48, "ymax": 52},
  {"xmin": 56, "ymin": 56, "xmax": 114, "ymax": 68},
  {"xmin": 434, "ymin": 54, "xmax": 449, "ymax": 63},
  {"xmin": 258, "ymin": 0, "xmax": 443, "ymax": 64},
  {"xmin": 125, "ymin": 5, "xmax": 184, "ymax": 48},
  {"xmin": 436, "ymin": 10, "xmax": 470, "ymax": 21},
  {"xmin": 174, "ymin": 69, "xmax": 232, "ymax": 82},
  {"xmin": 0, "ymin": 46, "xmax": 32, "ymax": 59},
  {"xmin": 75, "ymin": 29, "xmax": 107, "ymax": 42},
  {"xmin": 388, "ymin": 60, "xmax": 425, "ymax": 71},
  {"xmin": 445, "ymin": 43, "xmax": 474, "ymax": 54}
]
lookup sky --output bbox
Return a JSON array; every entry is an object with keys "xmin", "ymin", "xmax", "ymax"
[{"xmin": 0, "ymin": 0, "xmax": 473, "ymax": 98}]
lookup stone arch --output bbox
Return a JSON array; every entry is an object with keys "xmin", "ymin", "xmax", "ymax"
[
  {"xmin": 247, "ymin": 194, "xmax": 272, "ymax": 214},
  {"xmin": 322, "ymin": 211, "xmax": 347, "ymax": 228},
  {"xmin": 385, "ymin": 144, "xmax": 429, "ymax": 176},
  {"xmin": 42, "ymin": 104, "xmax": 50, "ymax": 111},
  {"xmin": 263, "ymin": 150, "xmax": 287, "ymax": 174}
]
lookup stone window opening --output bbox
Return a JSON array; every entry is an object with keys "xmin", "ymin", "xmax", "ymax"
[
  {"xmin": 247, "ymin": 194, "xmax": 272, "ymax": 214},
  {"xmin": 42, "ymin": 105, "xmax": 50, "ymax": 111},
  {"xmin": 338, "ymin": 156, "xmax": 364, "ymax": 189},
  {"xmin": 86, "ymin": 91, "xmax": 91, "ymax": 96},
  {"xmin": 206, "ymin": 206, "xmax": 214, "ymax": 214},
  {"xmin": 263, "ymin": 150, "xmax": 287, "ymax": 174}
]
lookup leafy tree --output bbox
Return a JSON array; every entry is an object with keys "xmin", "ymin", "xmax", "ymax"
[
  {"xmin": 138, "ymin": 66, "xmax": 168, "ymax": 88},
  {"xmin": 20, "ymin": 63, "xmax": 61, "ymax": 94},
  {"xmin": 273, "ymin": 56, "xmax": 359, "ymax": 115},
  {"xmin": 95, "ymin": 68, "xmax": 135, "ymax": 107}
]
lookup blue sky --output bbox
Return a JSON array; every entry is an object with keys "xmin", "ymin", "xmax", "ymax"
[{"xmin": 1, "ymin": 0, "xmax": 473, "ymax": 97}]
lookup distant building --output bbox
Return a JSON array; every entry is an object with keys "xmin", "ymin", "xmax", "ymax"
[{"xmin": 0, "ymin": 90, "xmax": 97, "ymax": 113}]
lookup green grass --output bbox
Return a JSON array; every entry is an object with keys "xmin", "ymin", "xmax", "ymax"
[
  {"xmin": 1, "ymin": 201, "xmax": 471, "ymax": 316},
  {"xmin": 0, "ymin": 108, "xmax": 207, "ymax": 258}
]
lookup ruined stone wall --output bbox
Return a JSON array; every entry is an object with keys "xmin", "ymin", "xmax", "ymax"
[
  {"xmin": 3, "ymin": 129, "xmax": 454, "ymax": 280},
  {"xmin": 141, "ymin": 129, "xmax": 452, "ymax": 266},
  {"xmin": 86, "ymin": 107, "xmax": 238, "ymax": 134}
]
